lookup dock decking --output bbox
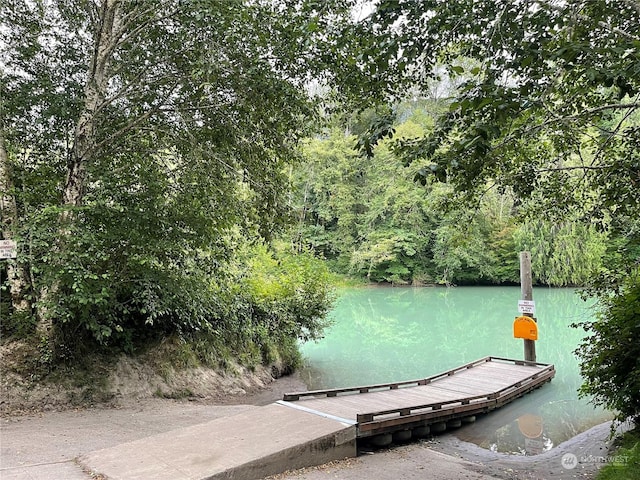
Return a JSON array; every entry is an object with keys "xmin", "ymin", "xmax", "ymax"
[{"xmin": 279, "ymin": 356, "xmax": 555, "ymax": 439}]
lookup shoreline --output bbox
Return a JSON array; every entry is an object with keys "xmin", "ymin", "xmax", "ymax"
[
  {"xmin": 432, "ymin": 420, "xmax": 628, "ymax": 479},
  {"xmin": 268, "ymin": 419, "xmax": 623, "ymax": 480}
]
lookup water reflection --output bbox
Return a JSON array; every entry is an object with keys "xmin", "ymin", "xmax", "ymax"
[{"xmin": 298, "ymin": 286, "xmax": 613, "ymax": 454}]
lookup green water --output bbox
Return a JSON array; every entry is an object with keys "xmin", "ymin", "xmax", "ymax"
[{"xmin": 298, "ymin": 286, "xmax": 612, "ymax": 454}]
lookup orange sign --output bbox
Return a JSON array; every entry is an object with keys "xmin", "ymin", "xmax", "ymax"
[{"xmin": 514, "ymin": 316, "xmax": 538, "ymax": 340}]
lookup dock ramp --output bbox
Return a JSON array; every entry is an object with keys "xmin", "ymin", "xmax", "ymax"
[{"xmin": 79, "ymin": 357, "xmax": 554, "ymax": 479}]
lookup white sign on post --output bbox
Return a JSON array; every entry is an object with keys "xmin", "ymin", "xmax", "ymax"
[
  {"xmin": 0, "ymin": 240, "xmax": 17, "ymax": 259},
  {"xmin": 518, "ymin": 299, "xmax": 535, "ymax": 315}
]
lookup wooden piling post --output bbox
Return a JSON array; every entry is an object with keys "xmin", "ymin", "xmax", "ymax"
[{"xmin": 520, "ymin": 252, "xmax": 537, "ymax": 363}]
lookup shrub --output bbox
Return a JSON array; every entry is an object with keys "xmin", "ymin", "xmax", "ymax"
[{"xmin": 576, "ymin": 270, "xmax": 640, "ymax": 422}]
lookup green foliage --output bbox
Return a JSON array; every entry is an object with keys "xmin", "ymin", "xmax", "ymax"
[
  {"xmin": 128, "ymin": 243, "xmax": 336, "ymax": 374},
  {"xmin": 597, "ymin": 428, "xmax": 640, "ymax": 480},
  {"xmin": 0, "ymin": 306, "xmax": 36, "ymax": 339},
  {"xmin": 576, "ymin": 271, "xmax": 640, "ymax": 422},
  {"xmin": 291, "ymin": 110, "xmax": 607, "ymax": 286},
  {"xmin": 514, "ymin": 219, "xmax": 608, "ymax": 287},
  {"xmin": 337, "ymin": 0, "xmax": 639, "ymax": 283},
  {"xmin": 292, "ymin": 120, "xmax": 438, "ymax": 284},
  {"xmin": 4, "ymin": 236, "xmax": 335, "ymax": 373},
  {"xmin": 23, "ymin": 197, "xmax": 236, "ymax": 353},
  {"xmin": 430, "ymin": 216, "xmax": 494, "ymax": 285},
  {"xmin": 348, "ymin": 2, "xmax": 639, "ymax": 222},
  {"xmin": 0, "ymin": 0, "xmax": 353, "ymax": 366},
  {"xmin": 351, "ymin": 230, "xmax": 419, "ymax": 284},
  {"xmin": 243, "ymin": 242, "xmax": 335, "ymax": 344},
  {"xmin": 589, "ymin": 217, "xmax": 640, "ymax": 294}
]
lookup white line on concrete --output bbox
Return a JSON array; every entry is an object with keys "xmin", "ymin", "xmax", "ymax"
[{"xmin": 276, "ymin": 400, "xmax": 357, "ymax": 425}]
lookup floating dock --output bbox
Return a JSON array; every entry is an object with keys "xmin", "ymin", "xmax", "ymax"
[
  {"xmin": 280, "ymin": 356, "xmax": 555, "ymax": 445},
  {"xmin": 80, "ymin": 357, "xmax": 554, "ymax": 479}
]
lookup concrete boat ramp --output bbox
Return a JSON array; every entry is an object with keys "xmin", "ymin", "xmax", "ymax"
[
  {"xmin": 79, "ymin": 357, "xmax": 554, "ymax": 480},
  {"xmin": 79, "ymin": 403, "xmax": 356, "ymax": 480}
]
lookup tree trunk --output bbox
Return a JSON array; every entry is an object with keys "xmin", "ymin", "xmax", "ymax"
[
  {"xmin": 38, "ymin": 0, "xmax": 122, "ymax": 338},
  {"xmin": 0, "ymin": 126, "xmax": 32, "ymax": 316},
  {"xmin": 64, "ymin": 0, "xmax": 120, "ymax": 208}
]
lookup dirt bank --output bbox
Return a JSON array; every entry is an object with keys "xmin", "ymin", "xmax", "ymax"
[{"xmin": 0, "ymin": 338, "xmax": 298, "ymax": 417}]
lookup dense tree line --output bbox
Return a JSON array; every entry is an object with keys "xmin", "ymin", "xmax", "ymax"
[{"xmin": 291, "ymin": 106, "xmax": 608, "ymax": 287}]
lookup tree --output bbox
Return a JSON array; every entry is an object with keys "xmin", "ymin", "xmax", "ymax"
[
  {"xmin": 0, "ymin": 126, "xmax": 31, "ymax": 317},
  {"xmin": 513, "ymin": 218, "xmax": 608, "ymax": 287},
  {"xmin": 0, "ymin": 0, "xmax": 356, "ymax": 356},
  {"xmin": 347, "ymin": 0, "xmax": 640, "ymax": 420},
  {"xmin": 347, "ymin": 1, "xmax": 638, "ymax": 217}
]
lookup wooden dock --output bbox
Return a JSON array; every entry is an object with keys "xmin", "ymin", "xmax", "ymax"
[
  {"xmin": 279, "ymin": 357, "xmax": 555, "ymax": 442},
  {"xmin": 79, "ymin": 357, "xmax": 555, "ymax": 479}
]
